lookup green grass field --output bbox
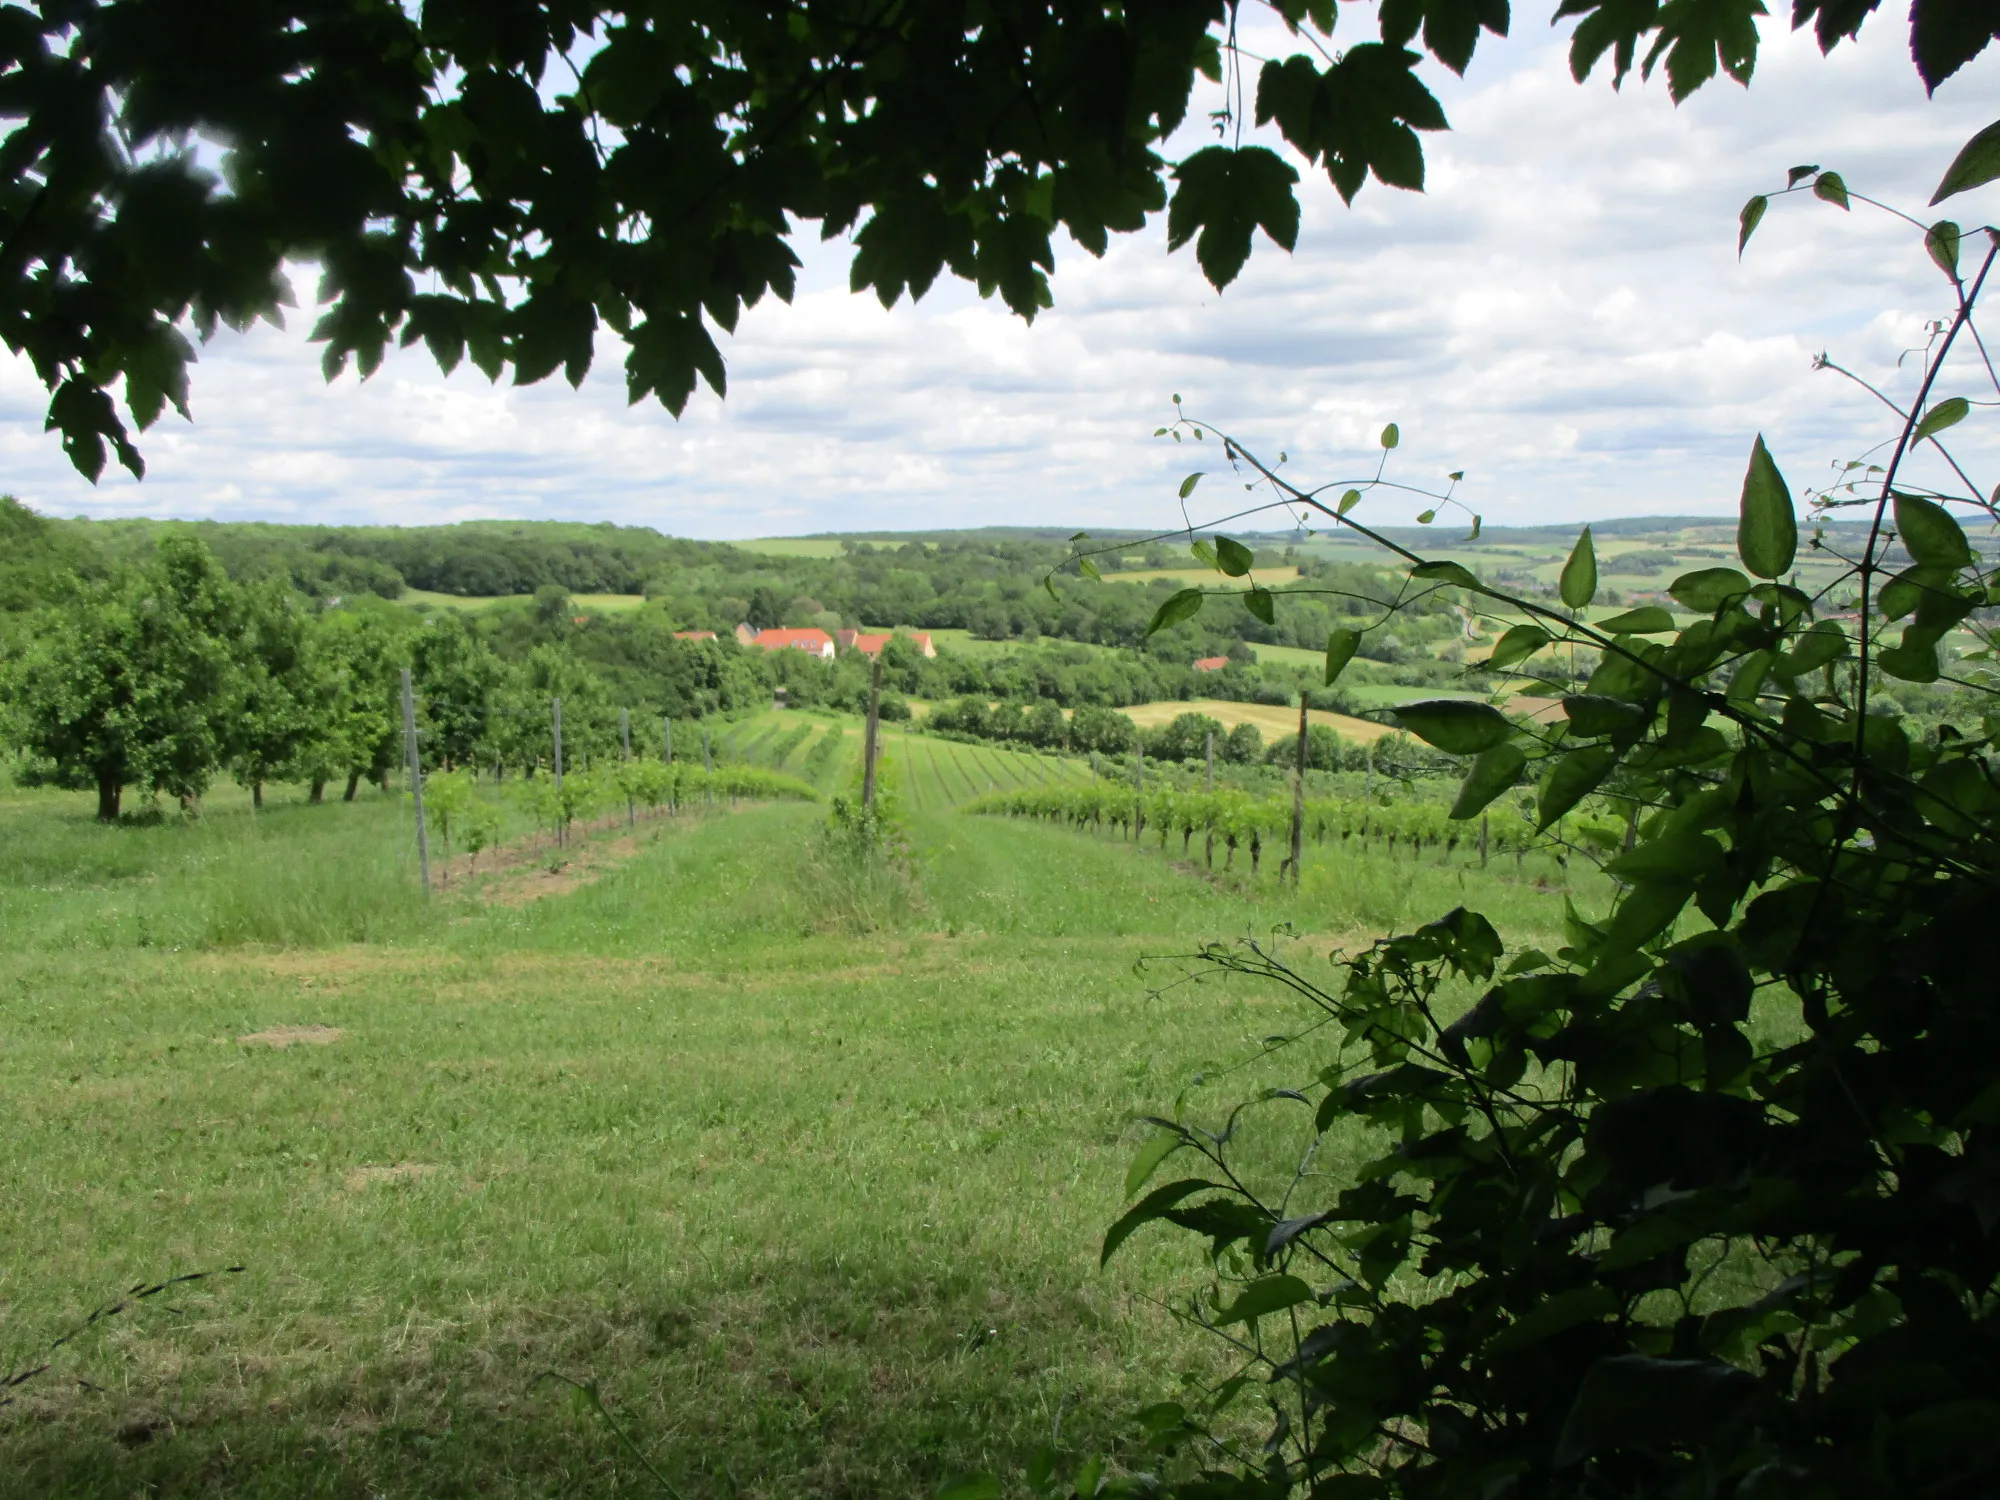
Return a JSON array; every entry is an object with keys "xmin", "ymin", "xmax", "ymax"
[
  {"xmin": 0, "ymin": 735, "xmax": 1587, "ymax": 1499},
  {"xmin": 399, "ymin": 590, "xmax": 649, "ymax": 615},
  {"xmin": 731, "ymin": 538, "xmax": 849, "ymax": 559}
]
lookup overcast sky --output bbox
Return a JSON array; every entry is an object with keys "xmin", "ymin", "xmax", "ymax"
[{"xmin": 3, "ymin": 8, "xmax": 1997, "ymax": 540}]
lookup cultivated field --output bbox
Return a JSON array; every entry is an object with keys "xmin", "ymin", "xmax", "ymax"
[
  {"xmin": 0, "ymin": 721, "xmax": 1592, "ymax": 1498},
  {"xmin": 1118, "ymin": 697, "xmax": 1392, "ymax": 744}
]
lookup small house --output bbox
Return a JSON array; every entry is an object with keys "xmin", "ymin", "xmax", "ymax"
[{"xmin": 746, "ymin": 627, "xmax": 836, "ymax": 660}]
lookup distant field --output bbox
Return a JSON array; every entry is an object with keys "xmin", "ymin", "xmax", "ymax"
[
  {"xmin": 920, "ymin": 627, "xmax": 1020, "ymax": 659},
  {"xmin": 1342, "ymin": 683, "xmax": 1486, "ymax": 708},
  {"xmin": 396, "ymin": 590, "xmax": 647, "ymax": 614},
  {"xmin": 733, "ymin": 537, "xmax": 847, "ymax": 558},
  {"xmin": 1109, "ymin": 566, "xmax": 1304, "ymax": 587},
  {"xmin": 1121, "ymin": 698, "xmax": 1392, "ymax": 744}
]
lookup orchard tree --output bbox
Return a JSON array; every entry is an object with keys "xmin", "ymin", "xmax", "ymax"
[
  {"xmin": 4, "ymin": 1, "xmax": 1988, "ymax": 485},
  {"xmin": 228, "ymin": 578, "xmax": 328, "ymax": 808},
  {"xmin": 4, "ymin": 535, "xmax": 237, "ymax": 818},
  {"xmin": 306, "ymin": 607, "xmax": 406, "ymax": 802},
  {"xmin": 412, "ymin": 610, "xmax": 502, "ymax": 768}
]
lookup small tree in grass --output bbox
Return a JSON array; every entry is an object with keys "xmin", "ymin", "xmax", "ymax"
[{"xmin": 3, "ymin": 535, "xmax": 237, "ymax": 819}]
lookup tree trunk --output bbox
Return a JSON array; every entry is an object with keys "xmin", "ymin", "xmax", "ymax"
[
  {"xmin": 252, "ymin": 780, "xmax": 264, "ymax": 810},
  {"xmin": 310, "ymin": 777, "xmax": 326, "ymax": 805},
  {"xmin": 95, "ymin": 769, "xmax": 120, "ymax": 822},
  {"xmin": 343, "ymin": 771, "xmax": 360, "ymax": 802}
]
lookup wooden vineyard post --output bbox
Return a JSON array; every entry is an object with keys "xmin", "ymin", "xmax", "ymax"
[
  {"xmin": 1200, "ymin": 728, "xmax": 1216, "ymax": 868},
  {"xmin": 702, "ymin": 726, "xmax": 712, "ymax": 808},
  {"xmin": 402, "ymin": 668, "xmax": 431, "ymax": 895},
  {"xmin": 621, "ymin": 707, "xmax": 634, "ymax": 829},
  {"xmin": 1480, "ymin": 812, "xmax": 1490, "ymax": 868},
  {"xmin": 1134, "ymin": 744, "xmax": 1145, "ymax": 843},
  {"xmin": 1289, "ymin": 696, "xmax": 1308, "ymax": 885},
  {"xmin": 551, "ymin": 696, "xmax": 565, "ymax": 846},
  {"xmin": 862, "ymin": 655, "xmax": 882, "ymax": 813},
  {"xmin": 663, "ymin": 716, "xmax": 674, "ymax": 814}
]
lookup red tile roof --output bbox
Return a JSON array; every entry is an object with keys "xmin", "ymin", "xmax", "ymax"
[
  {"xmin": 1193, "ymin": 655, "xmax": 1230, "ymax": 672},
  {"xmin": 751, "ymin": 627, "xmax": 836, "ymax": 657}
]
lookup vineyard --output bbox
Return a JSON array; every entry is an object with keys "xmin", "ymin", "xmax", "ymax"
[{"xmin": 963, "ymin": 781, "xmax": 1626, "ymax": 876}]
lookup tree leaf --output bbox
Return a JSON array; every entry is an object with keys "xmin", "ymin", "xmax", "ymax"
[
  {"xmin": 1191, "ymin": 538, "xmax": 1219, "ymax": 569},
  {"xmin": 1879, "ymin": 641, "xmax": 1941, "ymax": 682},
  {"xmin": 1487, "ymin": 623, "xmax": 1551, "ymax": 669},
  {"xmin": 1078, "ymin": 556, "xmax": 1102, "ymax": 581},
  {"xmin": 1146, "ymin": 589, "xmax": 1205, "ymax": 636},
  {"xmin": 1537, "ymin": 745, "xmax": 1618, "ymax": 828},
  {"xmin": 1606, "ymin": 831, "xmax": 1726, "ymax": 883},
  {"xmin": 1179, "ymin": 471, "xmax": 1205, "ymax": 499},
  {"xmin": 1927, "ymin": 220, "xmax": 1963, "ymax": 278},
  {"xmin": 1563, "ymin": 695, "xmax": 1650, "ymax": 739},
  {"xmin": 1337, "ymin": 489, "xmax": 1362, "ymax": 515},
  {"xmin": 1737, "ymin": 194, "xmax": 1767, "ymax": 255},
  {"xmin": 1451, "ymin": 743, "xmax": 1526, "ymax": 820},
  {"xmin": 1244, "ymin": 586, "xmax": 1276, "ymax": 624},
  {"xmin": 1737, "ymin": 435, "xmax": 1796, "ymax": 579},
  {"xmin": 1554, "ymin": 1355, "xmax": 1759, "ymax": 1467},
  {"xmin": 1915, "ymin": 396, "xmax": 1970, "ymax": 439},
  {"xmin": 1812, "ymin": 170, "xmax": 1849, "ymax": 209},
  {"xmin": 1895, "ymin": 493, "xmax": 1973, "ymax": 570},
  {"xmin": 1324, "ymin": 627, "xmax": 1361, "ymax": 685},
  {"xmin": 1416, "ymin": 508, "xmax": 1436, "ymax": 523},
  {"xmin": 1167, "ymin": 144, "xmax": 1303, "ymax": 289},
  {"xmin": 1381, "ymin": 422, "xmax": 1401, "ymax": 449},
  {"xmin": 1670, "ymin": 568, "xmax": 1753, "ymax": 613},
  {"xmin": 1102, "ymin": 1179, "xmax": 1216, "ymax": 1265},
  {"xmin": 1411, "ymin": 559, "xmax": 1479, "ymax": 589},
  {"xmin": 1125, "ymin": 1132, "xmax": 1187, "ymax": 1199},
  {"xmin": 1215, "ymin": 536, "xmax": 1255, "ymax": 577},
  {"xmin": 1485, "ymin": 1285, "xmax": 1620, "ymax": 1354},
  {"xmin": 1560, "ymin": 526, "xmax": 1597, "ymax": 609},
  {"xmin": 1213, "ymin": 1274, "xmax": 1316, "ymax": 1326},
  {"xmin": 1594, "ymin": 606, "xmax": 1677, "ymax": 634},
  {"xmin": 1932, "ymin": 119, "xmax": 2000, "ymax": 204},
  {"xmin": 1393, "ymin": 699, "xmax": 1513, "ymax": 754}
]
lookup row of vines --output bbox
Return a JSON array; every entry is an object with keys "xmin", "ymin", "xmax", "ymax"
[{"xmin": 963, "ymin": 782, "xmax": 1627, "ymax": 875}]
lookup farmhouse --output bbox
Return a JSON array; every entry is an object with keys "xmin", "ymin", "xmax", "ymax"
[
  {"xmin": 736, "ymin": 624, "xmax": 836, "ymax": 659},
  {"xmin": 1192, "ymin": 655, "xmax": 1229, "ymax": 672},
  {"xmin": 837, "ymin": 628, "xmax": 938, "ymax": 658}
]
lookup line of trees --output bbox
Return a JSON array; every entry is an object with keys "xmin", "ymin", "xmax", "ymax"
[{"xmin": 2, "ymin": 536, "xmax": 407, "ymax": 820}]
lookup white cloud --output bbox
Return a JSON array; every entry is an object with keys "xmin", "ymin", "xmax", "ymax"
[{"xmin": 4, "ymin": 11, "xmax": 1997, "ymax": 539}]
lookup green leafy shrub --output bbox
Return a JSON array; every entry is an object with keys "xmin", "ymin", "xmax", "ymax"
[{"xmin": 1048, "ymin": 168, "xmax": 2000, "ymax": 1499}]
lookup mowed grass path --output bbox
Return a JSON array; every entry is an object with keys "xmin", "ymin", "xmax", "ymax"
[{"xmin": 0, "ymin": 785, "xmax": 1568, "ymax": 1498}]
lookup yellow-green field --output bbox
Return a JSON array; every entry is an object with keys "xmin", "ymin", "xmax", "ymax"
[
  {"xmin": 731, "ymin": 537, "xmax": 849, "ymax": 558},
  {"xmin": 398, "ymin": 590, "xmax": 648, "ymax": 614},
  {"xmin": 1107, "ymin": 566, "xmax": 1304, "ymax": 587},
  {"xmin": 1120, "ymin": 698, "xmax": 1392, "ymax": 744}
]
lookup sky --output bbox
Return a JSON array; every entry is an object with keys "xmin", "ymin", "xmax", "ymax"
[{"xmin": 2, "ymin": 7, "xmax": 1997, "ymax": 541}]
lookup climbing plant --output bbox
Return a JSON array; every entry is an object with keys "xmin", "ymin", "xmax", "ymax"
[{"xmin": 1053, "ymin": 149, "xmax": 2000, "ymax": 1499}]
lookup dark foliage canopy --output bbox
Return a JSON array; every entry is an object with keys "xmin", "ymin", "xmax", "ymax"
[{"xmin": 4, "ymin": 0, "xmax": 1986, "ymax": 483}]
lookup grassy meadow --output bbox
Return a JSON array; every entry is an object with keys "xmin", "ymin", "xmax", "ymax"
[{"xmin": 0, "ymin": 719, "xmax": 1590, "ymax": 1498}]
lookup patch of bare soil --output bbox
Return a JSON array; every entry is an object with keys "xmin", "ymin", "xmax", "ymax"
[
  {"xmin": 236, "ymin": 1025, "xmax": 344, "ymax": 1048},
  {"xmin": 473, "ymin": 831, "xmax": 645, "ymax": 907},
  {"xmin": 343, "ymin": 1163, "xmax": 439, "ymax": 1191}
]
